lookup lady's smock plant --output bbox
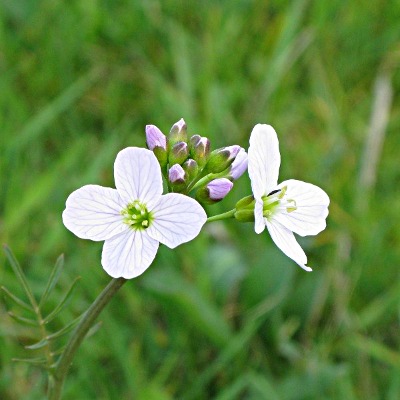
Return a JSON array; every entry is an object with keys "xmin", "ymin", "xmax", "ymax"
[
  {"xmin": 63, "ymin": 147, "xmax": 207, "ymax": 279},
  {"xmin": 235, "ymin": 124, "xmax": 330, "ymax": 271}
]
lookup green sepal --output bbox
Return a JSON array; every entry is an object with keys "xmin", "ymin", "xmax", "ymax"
[
  {"xmin": 235, "ymin": 195, "xmax": 255, "ymax": 210},
  {"xmin": 234, "ymin": 209, "xmax": 255, "ymax": 222},
  {"xmin": 153, "ymin": 146, "xmax": 168, "ymax": 168}
]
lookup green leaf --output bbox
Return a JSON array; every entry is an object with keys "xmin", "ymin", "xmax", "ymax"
[
  {"xmin": 43, "ymin": 277, "xmax": 81, "ymax": 324},
  {"xmin": 8, "ymin": 312, "xmax": 37, "ymax": 327},
  {"xmin": 1, "ymin": 285, "xmax": 34, "ymax": 313},
  {"xmin": 3, "ymin": 245, "xmax": 38, "ymax": 310},
  {"xmin": 39, "ymin": 254, "xmax": 65, "ymax": 307},
  {"xmin": 12, "ymin": 357, "xmax": 48, "ymax": 365},
  {"xmin": 25, "ymin": 338, "xmax": 49, "ymax": 350},
  {"xmin": 45, "ymin": 315, "xmax": 83, "ymax": 341}
]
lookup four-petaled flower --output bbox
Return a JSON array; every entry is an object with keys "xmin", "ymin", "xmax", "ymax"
[
  {"xmin": 63, "ymin": 147, "xmax": 207, "ymax": 279},
  {"xmin": 248, "ymin": 124, "xmax": 329, "ymax": 271}
]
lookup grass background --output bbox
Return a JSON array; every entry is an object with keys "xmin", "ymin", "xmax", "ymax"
[{"xmin": 1, "ymin": 0, "xmax": 400, "ymax": 398}]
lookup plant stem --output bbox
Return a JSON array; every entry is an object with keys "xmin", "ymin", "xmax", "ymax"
[
  {"xmin": 206, "ymin": 209, "xmax": 236, "ymax": 223},
  {"xmin": 48, "ymin": 277, "xmax": 127, "ymax": 400}
]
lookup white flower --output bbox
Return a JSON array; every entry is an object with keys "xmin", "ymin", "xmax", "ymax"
[
  {"xmin": 248, "ymin": 124, "xmax": 329, "ymax": 271},
  {"xmin": 62, "ymin": 147, "xmax": 207, "ymax": 279}
]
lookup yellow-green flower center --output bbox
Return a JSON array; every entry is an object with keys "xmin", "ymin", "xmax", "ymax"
[
  {"xmin": 121, "ymin": 200, "xmax": 153, "ymax": 230},
  {"xmin": 262, "ymin": 186, "xmax": 297, "ymax": 218}
]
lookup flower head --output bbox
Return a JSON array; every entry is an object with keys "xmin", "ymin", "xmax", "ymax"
[
  {"xmin": 248, "ymin": 124, "xmax": 329, "ymax": 271},
  {"xmin": 63, "ymin": 147, "xmax": 207, "ymax": 279}
]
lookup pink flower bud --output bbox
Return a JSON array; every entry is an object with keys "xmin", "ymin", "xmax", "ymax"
[
  {"xmin": 207, "ymin": 178, "xmax": 233, "ymax": 201},
  {"xmin": 146, "ymin": 125, "xmax": 167, "ymax": 151},
  {"xmin": 229, "ymin": 148, "xmax": 248, "ymax": 180},
  {"xmin": 168, "ymin": 164, "xmax": 186, "ymax": 184}
]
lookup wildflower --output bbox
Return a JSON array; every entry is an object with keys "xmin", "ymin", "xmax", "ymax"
[
  {"xmin": 247, "ymin": 124, "xmax": 329, "ymax": 271},
  {"xmin": 63, "ymin": 147, "xmax": 207, "ymax": 279}
]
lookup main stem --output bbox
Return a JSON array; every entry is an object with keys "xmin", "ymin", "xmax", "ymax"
[{"xmin": 48, "ymin": 277, "xmax": 127, "ymax": 400}]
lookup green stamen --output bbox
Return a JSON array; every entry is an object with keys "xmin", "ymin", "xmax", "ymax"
[{"xmin": 121, "ymin": 200, "xmax": 153, "ymax": 230}]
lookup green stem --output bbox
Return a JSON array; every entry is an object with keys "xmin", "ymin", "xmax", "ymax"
[
  {"xmin": 48, "ymin": 277, "xmax": 127, "ymax": 400},
  {"xmin": 206, "ymin": 209, "xmax": 236, "ymax": 223}
]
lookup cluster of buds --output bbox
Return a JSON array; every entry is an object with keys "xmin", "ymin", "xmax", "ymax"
[{"xmin": 146, "ymin": 118, "xmax": 248, "ymax": 205}]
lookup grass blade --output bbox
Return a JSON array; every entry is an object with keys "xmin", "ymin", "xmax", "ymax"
[{"xmin": 39, "ymin": 254, "xmax": 65, "ymax": 307}]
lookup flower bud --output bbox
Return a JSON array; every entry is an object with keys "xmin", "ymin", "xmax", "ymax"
[
  {"xmin": 196, "ymin": 178, "xmax": 233, "ymax": 205},
  {"xmin": 204, "ymin": 145, "xmax": 241, "ymax": 174},
  {"xmin": 168, "ymin": 164, "xmax": 186, "ymax": 192},
  {"xmin": 169, "ymin": 141, "xmax": 189, "ymax": 165},
  {"xmin": 169, "ymin": 118, "xmax": 187, "ymax": 147},
  {"xmin": 146, "ymin": 125, "xmax": 168, "ymax": 167},
  {"xmin": 228, "ymin": 148, "xmax": 248, "ymax": 180},
  {"xmin": 182, "ymin": 159, "xmax": 199, "ymax": 182},
  {"xmin": 190, "ymin": 135, "xmax": 210, "ymax": 167}
]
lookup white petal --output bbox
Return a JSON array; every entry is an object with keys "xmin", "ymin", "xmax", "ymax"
[
  {"xmin": 62, "ymin": 185, "xmax": 128, "ymax": 241},
  {"xmin": 273, "ymin": 179, "xmax": 330, "ymax": 236},
  {"xmin": 254, "ymin": 198, "xmax": 266, "ymax": 234},
  {"xmin": 266, "ymin": 220, "xmax": 312, "ymax": 271},
  {"xmin": 146, "ymin": 193, "xmax": 207, "ymax": 248},
  {"xmin": 114, "ymin": 147, "xmax": 163, "ymax": 209},
  {"xmin": 248, "ymin": 124, "xmax": 281, "ymax": 198},
  {"xmin": 102, "ymin": 230, "xmax": 159, "ymax": 279}
]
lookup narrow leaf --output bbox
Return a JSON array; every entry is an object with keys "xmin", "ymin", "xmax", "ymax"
[
  {"xmin": 1, "ymin": 286, "xmax": 34, "ymax": 313},
  {"xmin": 51, "ymin": 346, "xmax": 66, "ymax": 357},
  {"xmin": 12, "ymin": 357, "xmax": 48, "ymax": 365},
  {"xmin": 8, "ymin": 312, "xmax": 38, "ymax": 327},
  {"xmin": 46, "ymin": 315, "xmax": 82, "ymax": 341},
  {"xmin": 43, "ymin": 277, "xmax": 81, "ymax": 324},
  {"xmin": 25, "ymin": 338, "xmax": 49, "ymax": 350},
  {"xmin": 39, "ymin": 254, "xmax": 65, "ymax": 307},
  {"xmin": 3, "ymin": 245, "xmax": 38, "ymax": 309}
]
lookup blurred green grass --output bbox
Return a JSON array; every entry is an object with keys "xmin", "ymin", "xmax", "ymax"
[{"xmin": 1, "ymin": 0, "xmax": 400, "ymax": 398}]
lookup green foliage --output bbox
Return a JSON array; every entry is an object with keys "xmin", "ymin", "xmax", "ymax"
[{"xmin": 1, "ymin": 0, "xmax": 400, "ymax": 399}]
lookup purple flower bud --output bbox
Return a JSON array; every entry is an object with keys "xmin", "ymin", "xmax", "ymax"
[
  {"xmin": 190, "ymin": 135, "xmax": 210, "ymax": 167},
  {"xmin": 169, "ymin": 118, "xmax": 187, "ymax": 146},
  {"xmin": 207, "ymin": 178, "xmax": 233, "ymax": 201},
  {"xmin": 168, "ymin": 164, "xmax": 186, "ymax": 184},
  {"xmin": 205, "ymin": 145, "xmax": 241, "ymax": 174},
  {"xmin": 146, "ymin": 125, "xmax": 167, "ymax": 151},
  {"xmin": 196, "ymin": 178, "xmax": 233, "ymax": 204},
  {"xmin": 169, "ymin": 141, "xmax": 189, "ymax": 165},
  {"xmin": 229, "ymin": 148, "xmax": 248, "ymax": 180}
]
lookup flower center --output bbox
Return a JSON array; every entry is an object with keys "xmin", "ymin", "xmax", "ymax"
[
  {"xmin": 121, "ymin": 200, "xmax": 153, "ymax": 230},
  {"xmin": 262, "ymin": 186, "xmax": 297, "ymax": 219}
]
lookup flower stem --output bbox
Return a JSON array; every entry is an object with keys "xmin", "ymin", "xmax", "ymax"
[
  {"xmin": 206, "ymin": 209, "xmax": 236, "ymax": 223},
  {"xmin": 48, "ymin": 277, "xmax": 127, "ymax": 400}
]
